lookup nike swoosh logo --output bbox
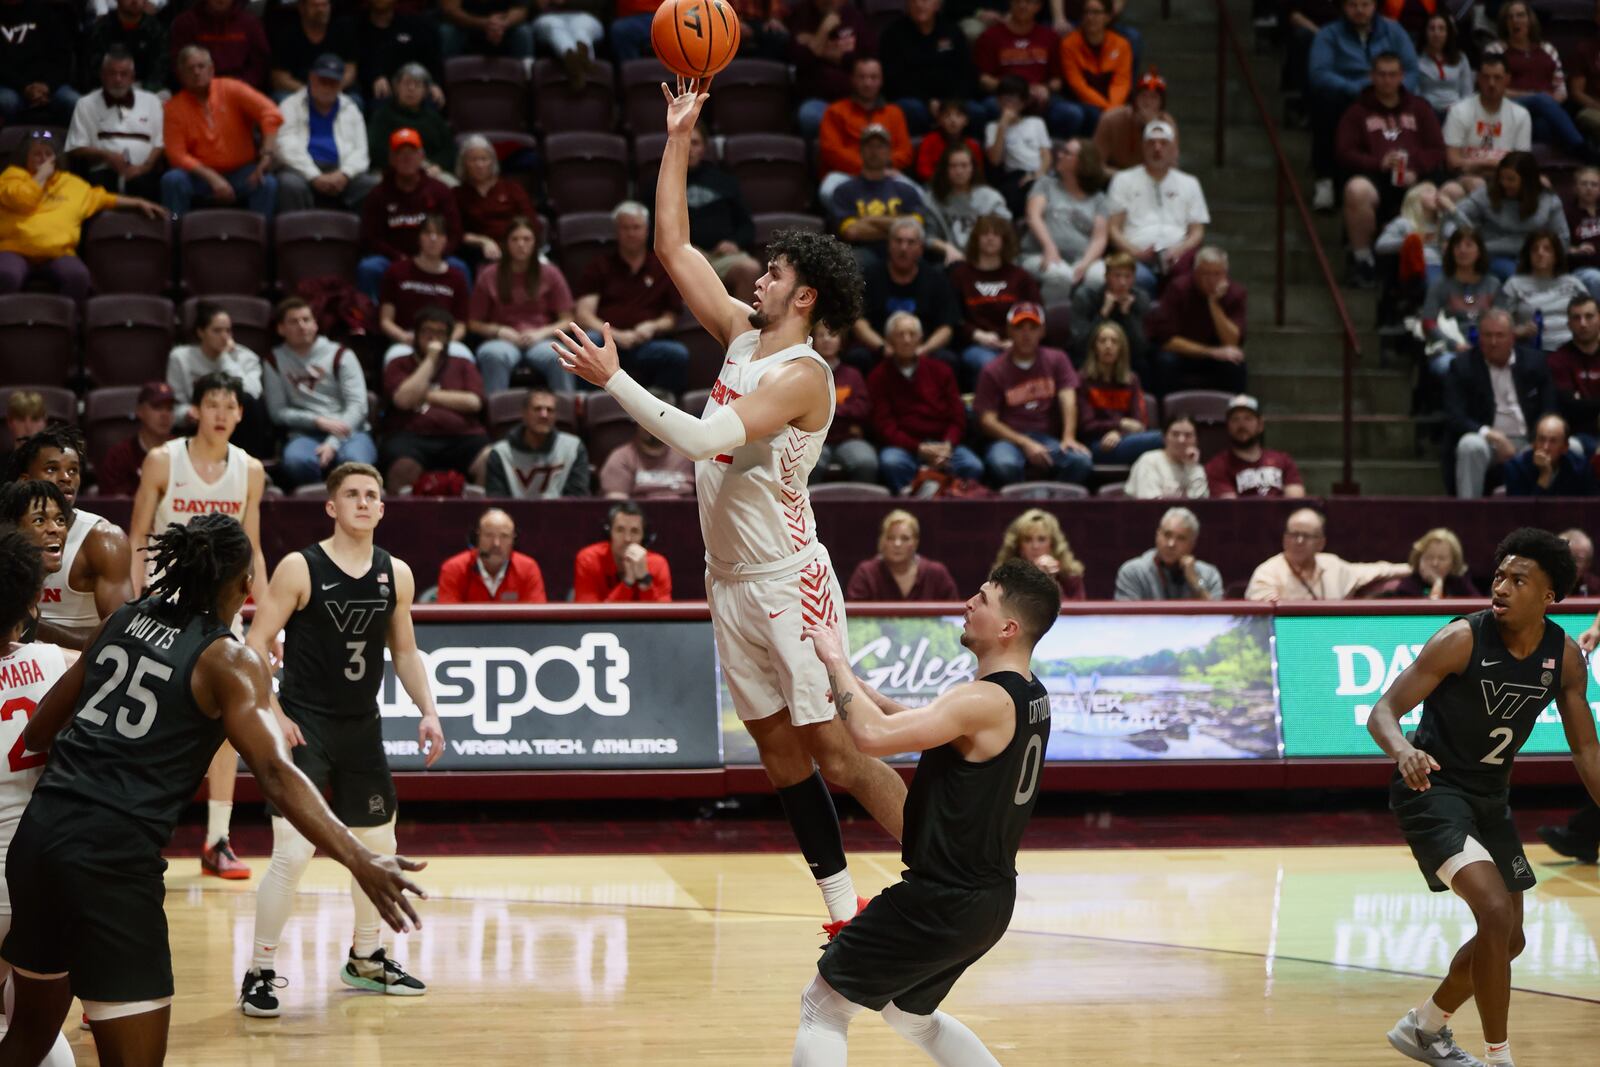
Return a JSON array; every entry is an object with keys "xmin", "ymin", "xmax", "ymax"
[
  {"xmin": 1482, "ymin": 659, "xmax": 1501, "ymax": 667},
  {"xmin": 769, "ymin": 609, "xmax": 787, "ymax": 619},
  {"xmin": 321, "ymin": 582, "xmax": 340, "ymax": 590}
]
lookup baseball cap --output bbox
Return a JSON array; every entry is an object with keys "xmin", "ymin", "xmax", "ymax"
[
  {"xmin": 860, "ymin": 123, "xmax": 891, "ymax": 144},
  {"xmin": 1007, "ymin": 301, "xmax": 1044, "ymax": 326},
  {"xmin": 1227, "ymin": 394, "xmax": 1260, "ymax": 415},
  {"xmin": 310, "ymin": 53, "xmax": 345, "ymax": 81},
  {"xmin": 1143, "ymin": 120, "xmax": 1175, "ymax": 142},
  {"xmin": 1138, "ymin": 69, "xmax": 1167, "ymax": 96},
  {"xmin": 389, "ymin": 127, "xmax": 424, "ymax": 152},
  {"xmin": 137, "ymin": 381, "xmax": 175, "ymax": 407}
]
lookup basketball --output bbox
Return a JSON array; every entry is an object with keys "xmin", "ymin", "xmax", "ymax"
[{"xmin": 651, "ymin": 0, "xmax": 741, "ymax": 80}]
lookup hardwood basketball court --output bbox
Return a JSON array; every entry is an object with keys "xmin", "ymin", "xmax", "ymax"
[{"xmin": 47, "ymin": 841, "xmax": 1600, "ymax": 1065}]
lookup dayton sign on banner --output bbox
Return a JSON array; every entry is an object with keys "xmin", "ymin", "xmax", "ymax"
[{"xmin": 375, "ymin": 620, "xmax": 721, "ymax": 770}]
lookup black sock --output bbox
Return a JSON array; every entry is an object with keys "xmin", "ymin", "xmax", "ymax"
[{"xmin": 775, "ymin": 769, "xmax": 847, "ymax": 880}]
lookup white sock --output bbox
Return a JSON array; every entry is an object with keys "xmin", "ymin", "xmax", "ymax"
[
  {"xmin": 251, "ymin": 817, "xmax": 314, "ymax": 972},
  {"xmin": 350, "ymin": 819, "xmax": 397, "ymax": 959},
  {"xmin": 792, "ymin": 975, "xmax": 859, "ymax": 1066},
  {"xmin": 883, "ymin": 1003, "xmax": 1001, "ymax": 1067},
  {"xmin": 1415, "ymin": 997, "xmax": 1451, "ymax": 1033},
  {"xmin": 1485, "ymin": 1040, "xmax": 1513, "ymax": 1065},
  {"xmin": 206, "ymin": 800, "xmax": 233, "ymax": 846},
  {"xmin": 817, "ymin": 869, "xmax": 857, "ymax": 923}
]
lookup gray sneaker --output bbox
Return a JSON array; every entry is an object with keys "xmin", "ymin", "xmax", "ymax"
[{"xmin": 1386, "ymin": 1011, "xmax": 1487, "ymax": 1066}]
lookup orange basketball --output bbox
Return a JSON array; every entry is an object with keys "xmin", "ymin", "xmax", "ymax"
[{"xmin": 651, "ymin": 0, "xmax": 741, "ymax": 80}]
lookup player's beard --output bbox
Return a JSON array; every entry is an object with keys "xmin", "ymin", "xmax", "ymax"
[{"xmin": 748, "ymin": 289, "xmax": 790, "ymax": 330}]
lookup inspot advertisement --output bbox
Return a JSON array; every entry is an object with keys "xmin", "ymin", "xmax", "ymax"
[
  {"xmin": 376, "ymin": 620, "xmax": 722, "ymax": 769},
  {"xmin": 719, "ymin": 613, "xmax": 1280, "ymax": 764},
  {"xmin": 1275, "ymin": 613, "xmax": 1600, "ymax": 757}
]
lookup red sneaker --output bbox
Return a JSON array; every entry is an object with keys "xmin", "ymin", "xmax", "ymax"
[
  {"xmin": 821, "ymin": 896, "xmax": 870, "ymax": 942},
  {"xmin": 201, "ymin": 838, "xmax": 252, "ymax": 880}
]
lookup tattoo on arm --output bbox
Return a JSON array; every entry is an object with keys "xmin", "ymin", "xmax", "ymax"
[{"xmin": 828, "ymin": 670, "xmax": 853, "ymax": 721}]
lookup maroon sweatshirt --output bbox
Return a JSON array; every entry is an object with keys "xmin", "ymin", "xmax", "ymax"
[
  {"xmin": 947, "ymin": 262, "xmax": 1041, "ymax": 346},
  {"xmin": 1334, "ymin": 86, "xmax": 1445, "ymax": 180},
  {"xmin": 1075, "ymin": 372, "xmax": 1150, "ymax": 438},
  {"xmin": 828, "ymin": 362, "xmax": 872, "ymax": 445},
  {"xmin": 361, "ymin": 171, "xmax": 463, "ymax": 261},
  {"xmin": 867, "ymin": 356, "xmax": 967, "ymax": 451},
  {"xmin": 170, "ymin": 1, "xmax": 271, "ymax": 91}
]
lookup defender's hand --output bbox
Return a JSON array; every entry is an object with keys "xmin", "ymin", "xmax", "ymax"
[
  {"xmin": 553, "ymin": 321, "xmax": 622, "ymax": 387},
  {"xmin": 802, "ymin": 624, "xmax": 845, "ymax": 668},
  {"xmin": 350, "ymin": 852, "xmax": 429, "ymax": 933}
]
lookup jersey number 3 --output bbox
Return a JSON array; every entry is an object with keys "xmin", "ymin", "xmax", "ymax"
[
  {"xmin": 0, "ymin": 697, "xmax": 45, "ymax": 773},
  {"xmin": 80, "ymin": 646, "xmax": 173, "ymax": 740}
]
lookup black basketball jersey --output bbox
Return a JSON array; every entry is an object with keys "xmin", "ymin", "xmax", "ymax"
[
  {"xmin": 279, "ymin": 543, "xmax": 397, "ymax": 719},
  {"xmin": 1409, "ymin": 609, "xmax": 1567, "ymax": 797},
  {"xmin": 36, "ymin": 598, "xmax": 232, "ymax": 842},
  {"xmin": 901, "ymin": 670, "xmax": 1052, "ymax": 890}
]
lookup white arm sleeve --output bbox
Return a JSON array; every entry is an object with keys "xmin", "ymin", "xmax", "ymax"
[{"xmin": 604, "ymin": 370, "xmax": 748, "ymax": 462}]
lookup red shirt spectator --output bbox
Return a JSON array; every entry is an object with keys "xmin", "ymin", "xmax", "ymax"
[
  {"xmin": 435, "ymin": 547, "xmax": 547, "ymax": 603},
  {"xmin": 382, "ymin": 339, "xmax": 487, "ymax": 438},
  {"xmin": 974, "ymin": 343, "xmax": 1079, "ymax": 438},
  {"xmin": 973, "ymin": 11, "xmax": 1060, "ymax": 91},
  {"xmin": 170, "ymin": 0, "xmax": 273, "ymax": 91},
  {"xmin": 915, "ymin": 130, "xmax": 983, "ymax": 184},
  {"xmin": 1550, "ymin": 309, "xmax": 1600, "ymax": 436},
  {"xmin": 574, "ymin": 249, "xmax": 683, "ymax": 331},
  {"xmin": 572, "ymin": 541, "xmax": 672, "ymax": 602},
  {"xmin": 846, "ymin": 556, "xmax": 959, "ymax": 600},
  {"xmin": 381, "ymin": 257, "xmax": 471, "ymax": 332},
  {"xmin": 790, "ymin": 0, "xmax": 877, "ymax": 103},
  {"xmin": 1334, "ymin": 85, "xmax": 1445, "ymax": 179},
  {"xmin": 867, "ymin": 352, "xmax": 966, "ymax": 450},
  {"xmin": 1146, "ymin": 269, "xmax": 1248, "ymax": 349},
  {"xmin": 455, "ymin": 175, "xmax": 535, "ymax": 250},
  {"xmin": 96, "ymin": 380, "xmax": 175, "ymax": 496},
  {"xmin": 1205, "ymin": 448, "xmax": 1304, "ymax": 498},
  {"xmin": 362, "ymin": 139, "xmax": 462, "ymax": 260}
]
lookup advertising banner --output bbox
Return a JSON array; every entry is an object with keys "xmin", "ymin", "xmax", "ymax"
[
  {"xmin": 1275, "ymin": 613, "xmax": 1600, "ymax": 758},
  {"xmin": 720, "ymin": 613, "xmax": 1280, "ymax": 764},
  {"xmin": 377, "ymin": 620, "xmax": 722, "ymax": 770}
]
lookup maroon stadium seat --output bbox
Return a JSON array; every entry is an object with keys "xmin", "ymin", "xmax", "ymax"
[
  {"xmin": 532, "ymin": 58, "xmax": 616, "ymax": 133},
  {"xmin": 274, "ymin": 210, "xmax": 361, "ymax": 293},
  {"xmin": 445, "ymin": 55, "xmax": 529, "ymax": 133},
  {"xmin": 1162, "ymin": 389, "xmax": 1234, "ymax": 456},
  {"xmin": 80, "ymin": 211, "xmax": 172, "ymax": 296},
  {"xmin": 487, "ymin": 388, "xmax": 528, "ymax": 438},
  {"xmin": 581, "ymin": 390, "xmax": 638, "ymax": 465},
  {"xmin": 179, "ymin": 210, "xmax": 267, "ymax": 296},
  {"xmin": 620, "ymin": 58, "xmax": 675, "ymax": 134},
  {"xmin": 998, "ymin": 482, "xmax": 1090, "ymax": 500},
  {"xmin": 84, "ymin": 295, "xmax": 176, "ymax": 387},
  {"xmin": 0, "ymin": 294, "xmax": 77, "ymax": 388},
  {"xmin": 707, "ymin": 60, "xmax": 793, "ymax": 135},
  {"xmin": 751, "ymin": 213, "xmax": 825, "ymax": 261},
  {"xmin": 632, "ymin": 132, "xmax": 669, "ymax": 204},
  {"xmin": 542, "ymin": 132, "xmax": 631, "ymax": 215},
  {"xmin": 553, "ymin": 212, "xmax": 618, "ymax": 282},
  {"xmin": 722, "ymin": 134, "xmax": 813, "ymax": 214},
  {"xmin": 82, "ymin": 386, "xmax": 142, "ymax": 474}
]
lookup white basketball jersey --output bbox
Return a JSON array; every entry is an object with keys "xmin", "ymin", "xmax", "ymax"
[
  {"xmin": 0, "ymin": 642, "xmax": 66, "ymax": 859},
  {"xmin": 39, "ymin": 508, "xmax": 108, "ymax": 629},
  {"xmin": 694, "ymin": 331, "xmax": 835, "ymax": 568},
  {"xmin": 151, "ymin": 440, "xmax": 250, "ymax": 545}
]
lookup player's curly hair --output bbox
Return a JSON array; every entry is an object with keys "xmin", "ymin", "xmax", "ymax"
[
  {"xmin": 0, "ymin": 528, "xmax": 44, "ymax": 641},
  {"xmin": 146, "ymin": 513, "xmax": 254, "ymax": 616},
  {"xmin": 3, "ymin": 424, "xmax": 85, "ymax": 484},
  {"xmin": 764, "ymin": 230, "xmax": 864, "ymax": 335},
  {"xmin": 0, "ymin": 479, "xmax": 72, "ymax": 529},
  {"xmin": 1493, "ymin": 527, "xmax": 1578, "ymax": 601}
]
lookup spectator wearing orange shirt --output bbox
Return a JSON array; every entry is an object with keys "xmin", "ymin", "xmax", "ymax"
[
  {"xmin": 435, "ymin": 507, "xmax": 548, "ymax": 603},
  {"xmin": 572, "ymin": 500, "xmax": 672, "ymax": 603},
  {"xmin": 161, "ymin": 46, "xmax": 283, "ymax": 219},
  {"xmin": 816, "ymin": 56, "xmax": 913, "ymax": 201},
  {"xmin": 1057, "ymin": 0, "xmax": 1132, "ymax": 129}
]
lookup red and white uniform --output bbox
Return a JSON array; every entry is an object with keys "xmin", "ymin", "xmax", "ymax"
[
  {"xmin": 0, "ymin": 641, "xmax": 67, "ymax": 918},
  {"xmin": 150, "ymin": 439, "xmax": 251, "ymax": 633},
  {"xmin": 696, "ymin": 331, "xmax": 847, "ymax": 725},
  {"xmin": 39, "ymin": 508, "xmax": 109, "ymax": 630}
]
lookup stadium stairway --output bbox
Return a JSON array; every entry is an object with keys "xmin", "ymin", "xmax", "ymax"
[{"xmin": 1139, "ymin": 0, "xmax": 1441, "ymax": 494}]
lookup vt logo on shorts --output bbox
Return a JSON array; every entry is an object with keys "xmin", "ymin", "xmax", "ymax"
[{"xmin": 1480, "ymin": 680, "xmax": 1547, "ymax": 720}]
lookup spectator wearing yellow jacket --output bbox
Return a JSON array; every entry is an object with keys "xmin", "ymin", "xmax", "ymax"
[
  {"xmin": 0, "ymin": 130, "xmax": 163, "ymax": 304},
  {"xmin": 1058, "ymin": 0, "xmax": 1133, "ymax": 128}
]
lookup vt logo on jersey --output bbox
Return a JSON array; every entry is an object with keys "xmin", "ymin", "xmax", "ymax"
[
  {"xmin": 1480, "ymin": 680, "xmax": 1547, "ymax": 720},
  {"xmin": 325, "ymin": 599, "xmax": 389, "ymax": 636}
]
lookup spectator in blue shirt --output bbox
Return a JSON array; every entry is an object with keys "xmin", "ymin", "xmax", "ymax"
[
  {"xmin": 1504, "ymin": 413, "xmax": 1596, "ymax": 495},
  {"xmin": 1308, "ymin": 0, "xmax": 1418, "ymax": 212}
]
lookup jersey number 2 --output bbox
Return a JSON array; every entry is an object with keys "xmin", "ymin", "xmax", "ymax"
[
  {"xmin": 0, "ymin": 697, "xmax": 45, "ymax": 773},
  {"xmin": 80, "ymin": 646, "xmax": 173, "ymax": 740},
  {"xmin": 1481, "ymin": 727, "xmax": 1516, "ymax": 766}
]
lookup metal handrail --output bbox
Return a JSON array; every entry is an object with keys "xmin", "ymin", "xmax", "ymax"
[{"xmin": 1193, "ymin": 0, "xmax": 1363, "ymax": 494}]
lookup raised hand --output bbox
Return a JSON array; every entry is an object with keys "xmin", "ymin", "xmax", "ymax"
[
  {"xmin": 660, "ymin": 75, "xmax": 712, "ymax": 137},
  {"xmin": 553, "ymin": 321, "xmax": 621, "ymax": 387}
]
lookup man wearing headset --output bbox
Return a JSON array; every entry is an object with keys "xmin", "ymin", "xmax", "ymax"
[
  {"xmin": 573, "ymin": 500, "xmax": 671, "ymax": 602},
  {"xmin": 435, "ymin": 506, "xmax": 548, "ymax": 603}
]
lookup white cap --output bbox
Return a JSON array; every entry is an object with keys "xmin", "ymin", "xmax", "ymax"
[{"xmin": 1143, "ymin": 119, "xmax": 1176, "ymax": 141}]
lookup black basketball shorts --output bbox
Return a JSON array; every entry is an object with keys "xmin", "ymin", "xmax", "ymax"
[
  {"xmin": 2, "ymin": 790, "xmax": 174, "ymax": 1002},
  {"xmin": 266, "ymin": 709, "xmax": 396, "ymax": 827},
  {"xmin": 818, "ymin": 876, "xmax": 1015, "ymax": 1015},
  {"xmin": 1390, "ymin": 781, "xmax": 1537, "ymax": 894}
]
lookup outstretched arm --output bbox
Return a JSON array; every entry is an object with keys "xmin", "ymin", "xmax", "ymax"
[
  {"xmin": 1558, "ymin": 638, "xmax": 1600, "ymax": 806},
  {"xmin": 655, "ymin": 77, "xmax": 753, "ymax": 348},
  {"xmin": 21, "ymin": 617, "xmax": 112, "ymax": 751},
  {"xmin": 1366, "ymin": 620, "xmax": 1472, "ymax": 791},
  {"xmin": 804, "ymin": 624, "xmax": 1006, "ymax": 757},
  {"xmin": 127, "ymin": 446, "xmax": 170, "ymax": 598},
  {"xmin": 208, "ymin": 640, "xmax": 428, "ymax": 933}
]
